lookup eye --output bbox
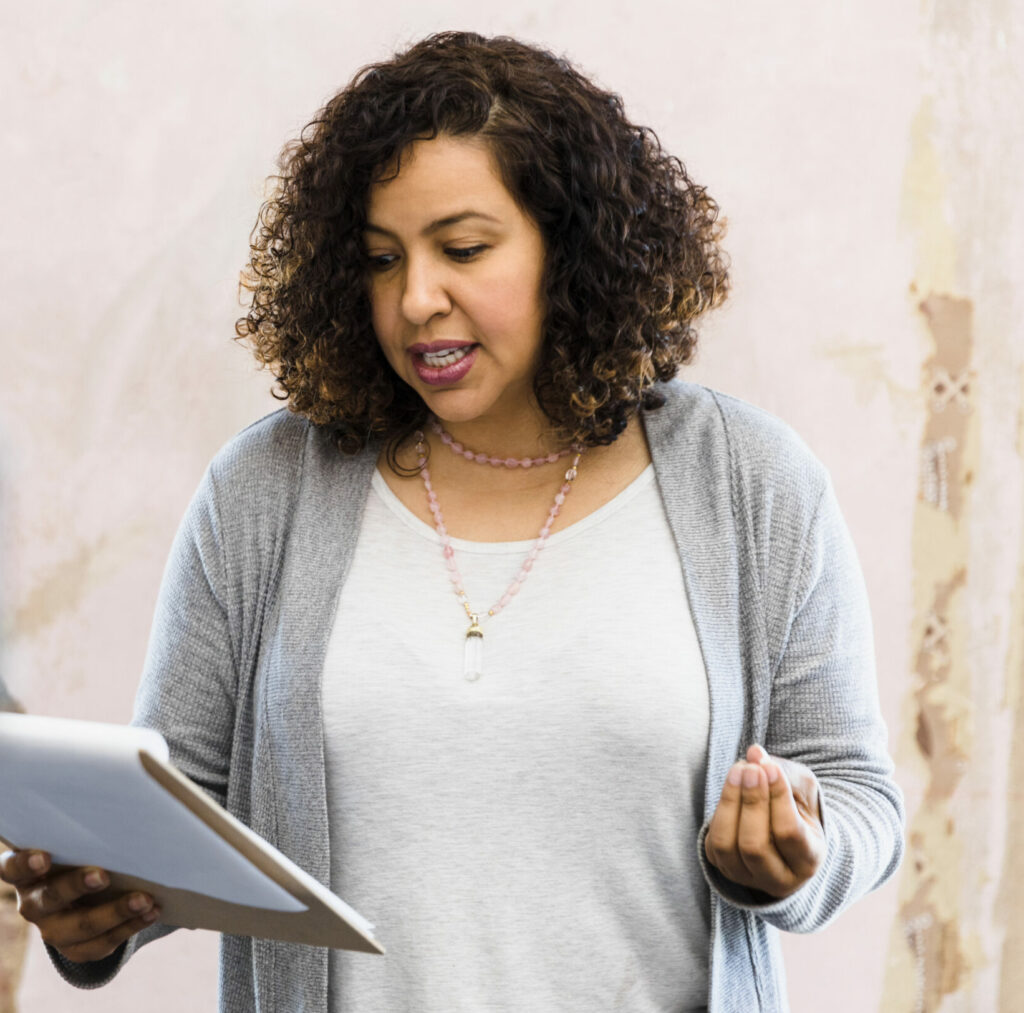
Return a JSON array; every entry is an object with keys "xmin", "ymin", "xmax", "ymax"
[
  {"xmin": 445, "ymin": 245, "xmax": 488, "ymax": 262},
  {"xmin": 365, "ymin": 253, "xmax": 398, "ymax": 272}
]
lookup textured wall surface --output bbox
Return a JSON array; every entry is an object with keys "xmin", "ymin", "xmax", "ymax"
[
  {"xmin": 0, "ymin": 886, "xmax": 29, "ymax": 1013},
  {"xmin": 2, "ymin": 1, "xmax": 1021, "ymax": 1011}
]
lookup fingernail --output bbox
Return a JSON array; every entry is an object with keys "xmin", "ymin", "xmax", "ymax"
[
  {"xmin": 85, "ymin": 871, "xmax": 108, "ymax": 890},
  {"xmin": 142, "ymin": 908, "xmax": 159, "ymax": 923},
  {"xmin": 129, "ymin": 894, "xmax": 152, "ymax": 913},
  {"xmin": 742, "ymin": 765, "xmax": 760, "ymax": 788},
  {"xmin": 727, "ymin": 765, "xmax": 743, "ymax": 786},
  {"xmin": 765, "ymin": 763, "xmax": 780, "ymax": 784},
  {"xmin": 28, "ymin": 853, "xmax": 47, "ymax": 873}
]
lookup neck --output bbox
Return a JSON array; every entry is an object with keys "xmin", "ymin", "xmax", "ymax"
[{"xmin": 432, "ymin": 406, "xmax": 569, "ymax": 461}]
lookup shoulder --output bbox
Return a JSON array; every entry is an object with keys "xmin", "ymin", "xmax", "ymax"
[
  {"xmin": 202, "ymin": 407, "xmax": 366, "ymax": 503},
  {"xmin": 652, "ymin": 379, "xmax": 830, "ymax": 509},
  {"xmin": 171, "ymin": 410, "xmax": 316, "ymax": 560},
  {"xmin": 194, "ymin": 408, "xmax": 378, "ymax": 542},
  {"xmin": 206, "ymin": 408, "xmax": 312, "ymax": 487}
]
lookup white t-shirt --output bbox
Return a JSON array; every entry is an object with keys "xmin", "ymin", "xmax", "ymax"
[{"xmin": 323, "ymin": 463, "xmax": 711, "ymax": 1012}]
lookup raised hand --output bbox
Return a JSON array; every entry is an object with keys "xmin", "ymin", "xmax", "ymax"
[
  {"xmin": 704, "ymin": 744, "xmax": 825, "ymax": 899},
  {"xmin": 0, "ymin": 849, "xmax": 159, "ymax": 963}
]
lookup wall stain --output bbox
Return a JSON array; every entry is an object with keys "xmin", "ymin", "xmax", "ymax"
[
  {"xmin": 901, "ymin": 99, "xmax": 956, "ymax": 296},
  {"xmin": 10, "ymin": 536, "xmax": 107, "ymax": 640},
  {"xmin": 886, "ymin": 1, "xmax": 1024, "ymax": 1006},
  {"xmin": 9, "ymin": 522, "xmax": 149, "ymax": 641},
  {"xmin": 885, "ymin": 293, "xmax": 977, "ymax": 1011},
  {"xmin": 819, "ymin": 342, "xmax": 913, "ymax": 409},
  {"xmin": 995, "ymin": 410, "xmax": 1024, "ymax": 1006},
  {"xmin": 1002, "ymin": 369, "xmax": 1024, "ymax": 718}
]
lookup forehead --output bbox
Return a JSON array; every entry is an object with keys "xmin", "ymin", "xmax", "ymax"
[{"xmin": 365, "ymin": 135, "xmax": 517, "ymax": 229}]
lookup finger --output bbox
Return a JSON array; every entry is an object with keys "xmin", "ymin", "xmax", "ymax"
[
  {"xmin": 761, "ymin": 753, "xmax": 824, "ymax": 830},
  {"xmin": 705, "ymin": 764, "xmax": 747, "ymax": 883},
  {"xmin": 766, "ymin": 762, "xmax": 823, "ymax": 879},
  {"xmin": 746, "ymin": 743, "xmax": 768, "ymax": 765},
  {"xmin": 752, "ymin": 749, "xmax": 823, "ymax": 827},
  {"xmin": 783, "ymin": 761, "xmax": 823, "ymax": 828},
  {"xmin": 0, "ymin": 850, "xmax": 51, "ymax": 887},
  {"xmin": 42, "ymin": 891, "xmax": 157, "ymax": 951},
  {"xmin": 56, "ymin": 906, "xmax": 161, "ymax": 965},
  {"xmin": 20, "ymin": 867, "xmax": 112, "ymax": 923},
  {"xmin": 736, "ymin": 762, "xmax": 794, "ymax": 894}
]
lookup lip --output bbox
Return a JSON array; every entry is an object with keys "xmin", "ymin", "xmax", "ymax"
[{"xmin": 410, "ymin": 344, "xmax": 479, "ymax": 386}]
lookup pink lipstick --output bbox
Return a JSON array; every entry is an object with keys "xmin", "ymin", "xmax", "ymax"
[{"xmin": 409, "ymin": 343, "xmax": 479, "ymax": 386}]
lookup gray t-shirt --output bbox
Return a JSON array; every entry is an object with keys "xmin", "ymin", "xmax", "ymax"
[{"xmin": 323, "ymin": 465, "xmax": 711, "ymax": 1012}]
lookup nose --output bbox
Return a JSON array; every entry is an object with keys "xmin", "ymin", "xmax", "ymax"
[{"xmin": 400, "ymin": 255, "xmax": 452, "ymax": 325}]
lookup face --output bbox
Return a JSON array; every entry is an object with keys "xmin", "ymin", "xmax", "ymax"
[{"xmin": 364, "ymin": 134, "xmax": 548, "ymax": 430}]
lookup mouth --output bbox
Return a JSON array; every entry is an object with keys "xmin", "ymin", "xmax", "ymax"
[
  {"xmin": 418, "ymin": 345, "xmax": 475, "ymax": 368},
  {"xmin": 409, "ymin": 343, "xmax": 480, "ymax": 386}
]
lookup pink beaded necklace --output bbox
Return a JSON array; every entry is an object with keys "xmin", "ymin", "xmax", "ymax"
[
  {"xmin": 414, "ymin": 424, "xmax": 583, "ymax": 682},
  {"xmin": 429, "ymin": 415, "xmax": 572, "ymax": 469}
]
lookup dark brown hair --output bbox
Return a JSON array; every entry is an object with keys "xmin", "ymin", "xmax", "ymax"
[{"xmin": 236, "ymin": 31, "xmax": 729, "ymax": 453}]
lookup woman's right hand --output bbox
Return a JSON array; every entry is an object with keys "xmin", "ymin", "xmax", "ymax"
[{"xmin": 0, "ymin": 849, "xmax": 160, "ymax": 963}]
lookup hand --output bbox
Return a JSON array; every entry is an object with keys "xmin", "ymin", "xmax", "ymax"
[
  {"xmin": 0, "ymin": 849, "xmax": 160, "ymax": 963},
  {"xmin": 704, "ymin": 744, "xmax": 825, "ymax": 899}
]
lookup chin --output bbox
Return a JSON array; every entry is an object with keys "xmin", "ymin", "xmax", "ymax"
[{"xmin": 418, "ymin": 389, "xmax": 493, "ymax": 425}]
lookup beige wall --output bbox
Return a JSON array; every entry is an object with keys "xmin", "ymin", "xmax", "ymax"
[{"xmin": 3, "ymin": 1, "xmax": 1021, "ymax": 1010}]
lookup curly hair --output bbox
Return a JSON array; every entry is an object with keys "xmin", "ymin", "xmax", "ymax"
[{"xmin": 236, "ymin": 31, "xmax": 729, "ymax": 455}]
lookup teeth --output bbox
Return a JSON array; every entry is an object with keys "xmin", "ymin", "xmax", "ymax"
[{"xmin": 421, "ymin": 346, "xmax": 472, "ymax": 368}]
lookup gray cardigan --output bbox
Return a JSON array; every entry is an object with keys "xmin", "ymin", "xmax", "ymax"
[{"xmin": 54, "ymin": 380, "xmax": 904, "ymax": 1012}]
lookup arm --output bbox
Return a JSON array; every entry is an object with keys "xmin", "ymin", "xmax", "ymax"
[
  {"xmin": 45, "ymin": 463, "xmax": 240, "ymax": 986},
  {"xmin": 703, "ymin": 477, "xmax": 905, "ymax": 931}
]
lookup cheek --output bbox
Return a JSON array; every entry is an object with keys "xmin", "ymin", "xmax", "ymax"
[
  {"xmin": 368, "ymin": 291, "xmax": 399, "ymax": 354},
  {"xmin": 476, "ymin": 272, "xmax": 546, "ymax": 343}
]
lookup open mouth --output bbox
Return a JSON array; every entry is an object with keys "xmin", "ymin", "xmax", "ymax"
[
  {"xmin": 410, "ymin": 343, "xmax": 480, "ymax": 386},
  {"xmin": 419, "ymin": 345, "xmax": 476, "ymax": 368}
]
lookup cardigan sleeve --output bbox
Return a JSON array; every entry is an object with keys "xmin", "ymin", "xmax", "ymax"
[
  {"xmin": 699, "ymin": 473, "xmax": 905, "ymax": 932},
  {"xmin": 130, "ymin": 462, "xmax": 240, "ymax": 802},
  {"xmin": 47, "ymin": 463, "xmax": 238, "ymax": 987}
]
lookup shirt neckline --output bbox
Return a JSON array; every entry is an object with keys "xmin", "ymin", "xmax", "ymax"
[{"xmin": 371, "ymin": 463, "xmax": 655, "ymax": 554}]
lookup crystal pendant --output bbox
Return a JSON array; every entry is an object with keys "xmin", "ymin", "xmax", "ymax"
[{"xmin": 464, "ymin": 616, "xmax": 484, "ymax": 682}]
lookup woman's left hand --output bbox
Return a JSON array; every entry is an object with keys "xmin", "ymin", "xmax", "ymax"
[{"xmin": 704, "ymin": 744, "xmax": 825, "ymax": 899}]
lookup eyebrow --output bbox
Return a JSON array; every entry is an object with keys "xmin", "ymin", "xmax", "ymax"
[{"xmin": 363, "ymin": 210, "xmax": 501, "ymax": 238}]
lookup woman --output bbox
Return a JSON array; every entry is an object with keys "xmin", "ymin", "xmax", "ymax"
[{"xmin": 1, "ymin": 32, "xmax": 903, "ymax": 1012}]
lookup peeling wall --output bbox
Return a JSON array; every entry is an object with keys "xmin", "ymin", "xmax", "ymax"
[
  {"xmin": 886, "ymin": 294, "xmax": 977, "ymax": 1010},
  {"xmin": 881, "ymin": 1, "xmax": 1024, "ymax": 1010}
]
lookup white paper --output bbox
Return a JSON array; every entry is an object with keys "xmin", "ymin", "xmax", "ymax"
[{"xmin": 0, "ymin": 713, "xmax": 305, "ymax": 913}]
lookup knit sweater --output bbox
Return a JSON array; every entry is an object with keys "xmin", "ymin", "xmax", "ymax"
[{"xmin": 51, "ymin": 380, "xmax": 904, "ymax": 1011}]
